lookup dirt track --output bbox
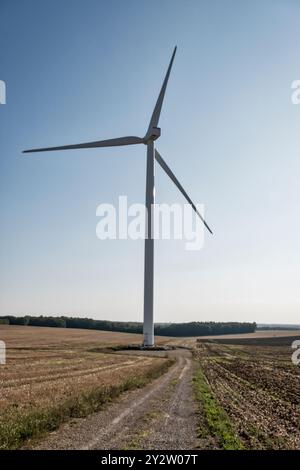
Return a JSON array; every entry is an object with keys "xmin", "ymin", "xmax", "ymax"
[{"xmin": 34, "ymin": 349, "xmax": 200, "ymax": 450}]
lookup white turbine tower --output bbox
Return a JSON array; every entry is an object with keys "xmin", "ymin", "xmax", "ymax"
[{"xmin": 23, "ymin": 47, "xmax": 213, "ymax": 347}]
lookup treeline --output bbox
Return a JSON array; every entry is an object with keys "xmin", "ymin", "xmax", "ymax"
[
  {"xmin": 1, "ymin": 316, "xmax": 66, "ymax": 328},
  {"xmin": 155, "ymin": 321, "xmax": 256, "ymax": 336},
  {"xmin": 0, "ymin": 315, "xmax": 256, "ymax": 337},
  {"xmin": 257, "ymin": 325, "xmax": 300, "ymax": 331}
]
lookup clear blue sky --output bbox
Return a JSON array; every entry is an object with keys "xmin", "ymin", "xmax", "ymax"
[{"xmin": 1, "ymin": 0, "xmax": 300, "ymax": 324}]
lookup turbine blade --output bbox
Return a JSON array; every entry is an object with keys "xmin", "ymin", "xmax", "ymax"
[
  {"xmin": 155, "ymin": 150, "xmax": 213, "ymax": 234},
  {"xmin": 23, "ymin": 136, "xmax": 144, "ymax": 153},
  {"xmin": 146, "ymin": 46, "xmax": 177, "ymax": 133}
]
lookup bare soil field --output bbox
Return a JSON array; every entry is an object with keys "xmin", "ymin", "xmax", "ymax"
[
  {"xmin": 0, "ymin": 325, "xmax": 175, "ymax": 449},
  {"xmin": 198, "ymin": 329, "xmax": 300, "ymax": 340},
  {"xmin": 195, "ymin": 335, "xmax": 300, "ymax": 449}
]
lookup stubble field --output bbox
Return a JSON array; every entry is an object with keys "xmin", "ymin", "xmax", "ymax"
[{"xmin": 0, "ymin": 325, "xmax": 173, "ymax": 449}]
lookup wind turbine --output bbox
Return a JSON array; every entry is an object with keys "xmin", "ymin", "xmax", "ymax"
[{"xmin": 23, "ymin": 46, "xmax": 213, "ymax": 347}]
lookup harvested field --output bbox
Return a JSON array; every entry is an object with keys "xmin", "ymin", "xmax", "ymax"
[
  {"xmin": 198, "ymin": 329, "xmax": 300, "ymax": 341},
  {"xmin": 0, "ymin": 325, "xmax": 174, "ymax": 449},
  {"xmin": 2, "ymin": 325, "xmax": 299, "ymax": 450},
  {"xmin": 195, "ymin": 335, "xmax": 300, "ymax": 449},
  {"xmin": 0, "ymin": 324, "xmax": 172, "ymax": 349}
]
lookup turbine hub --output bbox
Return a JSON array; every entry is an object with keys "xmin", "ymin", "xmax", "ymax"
[{"xmin": 144, "ymin": 127, "xmax": 161, "ymax": 143}]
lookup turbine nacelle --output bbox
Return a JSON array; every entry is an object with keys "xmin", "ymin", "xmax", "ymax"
[{"xmin": 143, "ymin": 126, "xmax": 161, "ymax": 143}]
